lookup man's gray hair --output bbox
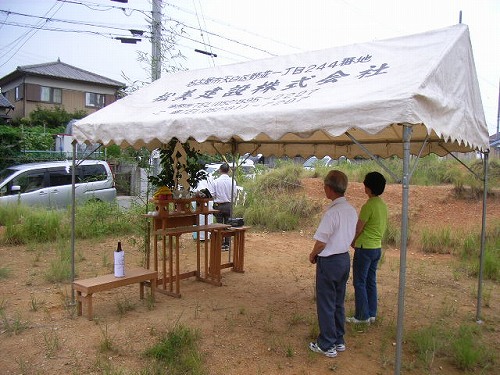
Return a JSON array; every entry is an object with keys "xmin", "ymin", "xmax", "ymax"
[{"xmin": 324, "ymin": 170, "xmax": 348, "ymax": 195}]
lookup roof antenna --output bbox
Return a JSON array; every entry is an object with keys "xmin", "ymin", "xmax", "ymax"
[{"xmin": 459, "ymin": 10, "xmax": 462, "ymax": 24}]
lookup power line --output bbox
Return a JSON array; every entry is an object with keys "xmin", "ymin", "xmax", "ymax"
[{"xmin": 0, "ymin": 1, "xmax": 65, "ymax": 68}]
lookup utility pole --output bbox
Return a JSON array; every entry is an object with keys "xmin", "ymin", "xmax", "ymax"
[{"xmin": 151, "ymin": 0, "xmax": 162, "ymax": 81}]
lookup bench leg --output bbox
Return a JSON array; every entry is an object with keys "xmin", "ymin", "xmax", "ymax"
[
  {"xmin": 85, "ymin": 294, "xmax": 93, "ymax": 320},
  {"xmin": 76, "ymin": 291, "xmax": 83, "ymax": 316}
]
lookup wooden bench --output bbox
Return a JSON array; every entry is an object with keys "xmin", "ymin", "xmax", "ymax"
[{"xmin": 72, "ymin": 268, "xmax": 157, "ymax": 320}]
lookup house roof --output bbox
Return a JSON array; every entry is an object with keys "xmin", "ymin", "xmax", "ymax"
[
  {"xmin": 0, "ymin": 60, "xmax": 125, "ymax": 88},
  {"xmin": 0, "ymin": 94, "xmax": 14, "ymax": 109}
]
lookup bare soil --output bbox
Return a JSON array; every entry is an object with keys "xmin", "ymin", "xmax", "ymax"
[{"xmin": 1, "ymin": 180, "xmax": 499, "ymax": 375}]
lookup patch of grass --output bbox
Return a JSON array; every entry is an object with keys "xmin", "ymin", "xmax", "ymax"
[
  {"xmin": 1, "ymin": 311, "xmax": 29, "ymax": 336},
  {"xmin": 408, "ymin": 322, "xmax": 495, "ymax": 373},
  {"xmin": 456, "ymin": 222, "xmax": 500, "ymax": 281},
  {"xmin": 43, "ymin": 329, "xmax": 60, "ymax": 358},
  {"xmin": 0, "ymin": 200, "xmax": 144, "ymax": 245},
  {"xmin": 0, "ymin": 266, "xmax": 11, "ymax": 279},
  {"xmin": 116, "ymin": 295, "xmax": 136, "ymax": 316},
  {"xmin": 407, "ymin": 324, "xmax": 444, "ymax": 370},
  {"xmin": 450, "ymin": 325, "xmax": 492, "ymax": 371},
  {"xmin": 29, "ymin": 294, "xmax": 45, "ymax": 312},
  {"xmin": 45, "ymin": 245, "xmax": 72, "ymax": 283},
  {"xmin": 98, "ymin": 323, "xmax": 115, "ymax": 353},
  {"xmin": 420, "ymin": 227, "xmax": 460, "ymax": 254},
  {"xmin": 144, "ymin": 324, "xmax": 205, "ymax": 375}
]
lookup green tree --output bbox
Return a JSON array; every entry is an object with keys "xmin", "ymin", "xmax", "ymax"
[
  {"xmin": 0, "ymin": 125, "xmax": 22, "ymax": 170},
  {"xmin": 26, "ymin": 106, "xmax": 87, "ymax": 129}
]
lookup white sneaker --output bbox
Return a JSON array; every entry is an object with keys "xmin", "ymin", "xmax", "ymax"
[
  {"xmin": 369, "ymin": 317, "xmax": 376, "ymax": 323},
  {"xmin": 309, "ymin": 342, "xmax": 337, "ymax": 358},
  {"xmin": 335, "ymin": 343, "xmax": 346, "ymax": 352},
  {"xmin": 346, "ymin": 316, "xmax": 371, "ymax": 324}
]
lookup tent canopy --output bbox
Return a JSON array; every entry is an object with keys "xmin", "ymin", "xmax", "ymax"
[{"xmin": 74, "ymin": 24, "xmax": 489, "ymax": 158}]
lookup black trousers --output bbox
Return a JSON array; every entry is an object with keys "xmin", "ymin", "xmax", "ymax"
[{"xmin": 214, "ymin": 202, "xmax": 231, "ymax": 246}]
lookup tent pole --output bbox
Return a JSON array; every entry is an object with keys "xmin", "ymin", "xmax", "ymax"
[
  {"xmin": 70, "ymin": 140, "xmax": 77, "ymax": 305},
  {"xmin": 394, "ymin": 124, "xmax": 411, "ymax": 375},
  {"xmin": 476, "ymin": 151, "xmax": 489, "ymax": 323}
]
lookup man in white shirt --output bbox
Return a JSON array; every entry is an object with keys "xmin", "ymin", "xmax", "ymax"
[
  {"xmin": 209, "ymin": 163, "xmax": 237, "ymax": 251},
  {"xmin": 308, "ymin": 170, "xmax": 358, "ymax": 358}
]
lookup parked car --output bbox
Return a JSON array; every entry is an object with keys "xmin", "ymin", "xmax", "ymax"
[
  {"xmin": 0, "ymin": 160, "xmax": 116, "ymax": 208},
  {"xmin": 303, "ymin": 156, "xmax": 334, "ymax": 170}
]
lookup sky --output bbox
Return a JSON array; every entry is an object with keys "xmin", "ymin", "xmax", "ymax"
[{"xmin": 0, "ymin": 0, "xmax": 498, "ymax": 135}]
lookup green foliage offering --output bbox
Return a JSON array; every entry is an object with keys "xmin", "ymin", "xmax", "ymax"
[
  {"xmin": 144, "ymin": 324, "xmax": 205, "ymax": 375},
  {"xmin": 148, "ymin": 138, "xmax": 206, "ymax": 190}
]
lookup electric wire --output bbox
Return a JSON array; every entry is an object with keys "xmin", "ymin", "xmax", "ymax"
[{"xmin": 0, "ymin": 1, "xmax": 64, "ymax": 68}]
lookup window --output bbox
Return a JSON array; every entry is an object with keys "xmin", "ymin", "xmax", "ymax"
[
  {"xmin": 78, "ymin": 164, "xmax": 107, "ymax": 182},
  {"xmin": 13, "ymin": 170, "xmax": 46, "ymax": 193},
  {"xmin": 85, "ymin": 92, "xmax": 105, "ymax": 108},
  {"xmin": 15, "ymin": 85, "xmax": 23, "ymax": 101},
  {"xmin": 40, "ymin": 86, "xmax": 62, "ymax": 104},
  {"xmin": 48, "ymin": 167, "xmax": 72, "ymax": 187}
]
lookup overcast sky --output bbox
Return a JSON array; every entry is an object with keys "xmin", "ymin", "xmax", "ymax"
[{"xmin": 0, "ymin": 0, "xmax": 498, "ymax": 135}]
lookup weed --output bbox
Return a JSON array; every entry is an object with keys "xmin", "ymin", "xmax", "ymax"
[
  {"xmin": 98, "ymin": 322, "xmax": 115, "ymax": 353},
  {"xmin": 116, "ymin": 295, "xmax": 136, "ymax": 316},
  {"xmin": 45, "ymin": 245, "xmax": 72, "ymax": 283},
  {"xmin": 450, "ymin": 325, "xmax": 489, "ymax": 370},
  {"xmin": 29, "ymin": 294, "xmax": 45, "ymax": 312},
  {"xmin": 0, "ymin": 266, "xmax": 11, "ymax": 279},
  {"xmin": 1, "ymin": 311, "xmax": 29, "ymax": 336},
  {"xmin": 145, "ymin": 292, "xmax": 155, "ymax": 311},
  {"xmin": 420, "ymin": 227, "xmax": 459, "ymax": 254},
  {"xmin": 43, "ymin": 329, "xmax": 60, "ymax": 358},
  {"xmin": 407, "ymin": 324, "xmax": 443, "ymax": 370},
  {"xmin": 144, "ymin": 324, "xmax": 205, "ymax": 375}
]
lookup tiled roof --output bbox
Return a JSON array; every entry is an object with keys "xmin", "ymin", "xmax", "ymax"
[
  {"xmin": 1, "ymin": 60, "xmax": 125, "ymax": 88},
  {"xmin": 0, "ymin": 94, "xmax": 14, "ymax": 109}
]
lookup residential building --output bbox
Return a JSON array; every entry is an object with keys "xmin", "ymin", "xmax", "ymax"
[
  {"xmin": 0, "ymin": 59, "xmax": 125, "ymax": 120},
  {"xmin": 0, "ymin": 94, "xmax": 14, "ymax": 121}
]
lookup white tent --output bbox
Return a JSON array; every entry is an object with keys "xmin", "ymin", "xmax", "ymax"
[
  {"xmin": 74, "ymin": 24, "xmax": 488, "ymax": 156},
  {"xmin": 73, "ymin": 24, "xmax": 490, "ymax": 375}
]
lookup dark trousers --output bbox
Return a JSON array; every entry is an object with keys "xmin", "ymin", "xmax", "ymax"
[
  {"xmin": 353, "ymin": 248, "xmax": 381, "ymax": 320},
  {"xmin": 315, "ymin": 252, "xmax": 350, "ymax": 351},
  {"xmin": 214, "ymin": 202, "xmax": 231, "ymax": 246}
]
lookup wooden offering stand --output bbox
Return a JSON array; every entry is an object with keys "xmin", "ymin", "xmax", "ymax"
[{"xmin": 144, "ymin": 197, "xmax": 231, "ymax": 297}]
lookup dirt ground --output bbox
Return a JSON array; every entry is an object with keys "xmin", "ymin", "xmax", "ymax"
[{"xmin": 0, "ymin": 179, "xmax": 499, "ymax": 375}]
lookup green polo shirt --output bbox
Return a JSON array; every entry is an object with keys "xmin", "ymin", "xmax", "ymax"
[{"xmin": 355, "ymin": 196, "xmax": 388, "ymax": 249}]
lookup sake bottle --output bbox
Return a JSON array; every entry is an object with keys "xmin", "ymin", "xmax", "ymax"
[{"xmin": 114, "ymin": 241, "xmax": 125, "ymax": 277}]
